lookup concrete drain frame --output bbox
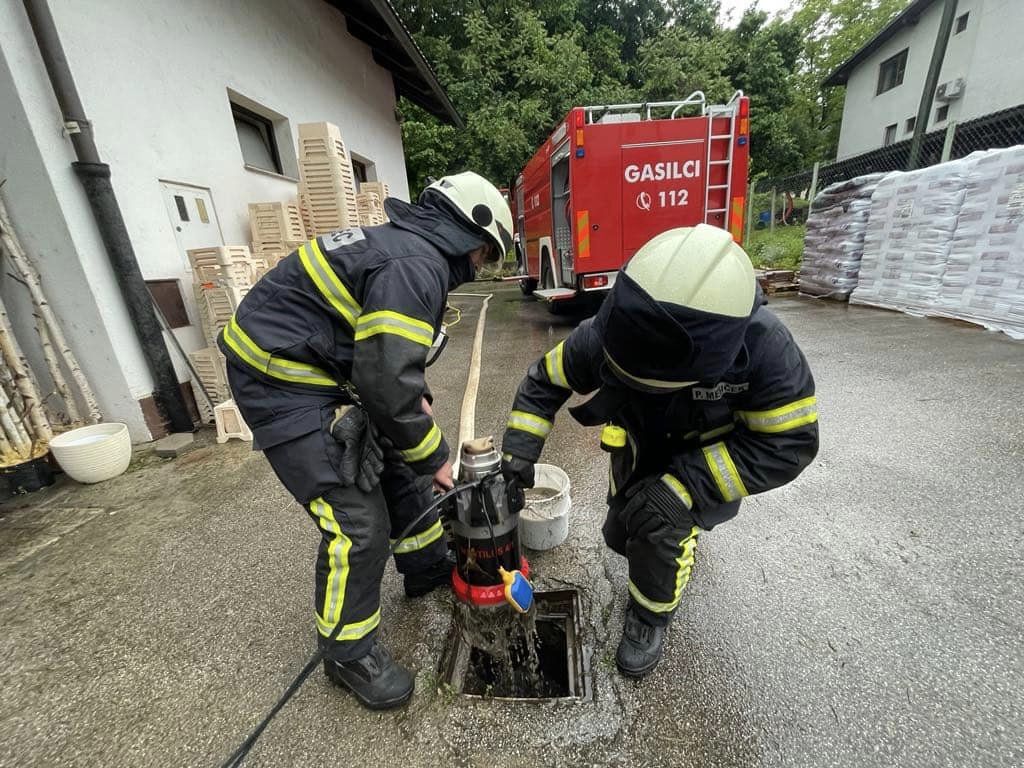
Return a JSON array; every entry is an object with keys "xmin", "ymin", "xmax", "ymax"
[{"xmin": 438, "ymin": 589, "xmax": 592, "ymax": 703}]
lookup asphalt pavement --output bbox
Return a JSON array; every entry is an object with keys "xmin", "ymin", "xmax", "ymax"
[{"xmin": 1, "ymin": 282, "xmax": 1021, "ymax": 767}]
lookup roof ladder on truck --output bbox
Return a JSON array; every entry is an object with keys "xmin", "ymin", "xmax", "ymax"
[{"xmin": 703, "ymin": 92, "xmax": 743, "ymax": 227}]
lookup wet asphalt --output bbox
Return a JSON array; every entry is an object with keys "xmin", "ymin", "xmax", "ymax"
[{"xmin": 0, "ymin": 282, "xmax": 1022, "ymax": 767}]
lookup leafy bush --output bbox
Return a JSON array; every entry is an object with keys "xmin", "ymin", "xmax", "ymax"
[{"xmin": 745, "ymin": 224, "xmax": 806, "ymax": 271}]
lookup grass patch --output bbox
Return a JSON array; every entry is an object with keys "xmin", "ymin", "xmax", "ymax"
[{"xmin": 745, "ymin": 224, "xmax": 806, "ymax": 271}]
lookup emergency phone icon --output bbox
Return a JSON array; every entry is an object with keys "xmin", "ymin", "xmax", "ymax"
[{"xmin": 636, "ymin": 191, "xmax": 652, "ymax": 211}]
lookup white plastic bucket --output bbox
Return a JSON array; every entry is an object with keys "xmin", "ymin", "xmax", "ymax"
[
  {"xmin": 49, "ymin": 423, "xmax": 132, "ymax": 484},
  {"xmin": 519, "ymin": 463, "xmax": 571, "ymax": 551}
]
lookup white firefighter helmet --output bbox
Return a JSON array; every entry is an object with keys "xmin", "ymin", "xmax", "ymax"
[
  {"xmin": 624, "ymin": 224, "xmax": 756, "ymax": 317},
  {"xmin": 423, "ymin": 171, "xmax": 513, "ymax": 262}
]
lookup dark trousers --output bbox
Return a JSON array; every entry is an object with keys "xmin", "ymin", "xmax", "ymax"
[
  {"xmin": 603, "ymin": 491, "xmax": 740, "ymax": 627},
  {"xmin": 254, "ymin": 404, "xmax": 446, "ymax": 662}
]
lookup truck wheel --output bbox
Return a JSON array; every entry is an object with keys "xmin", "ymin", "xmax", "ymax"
[
  {"xmin": 540, "ymin": 250, "xmax": 555, "ymax": 290},
  {"xmin": 519, "ymin": 277, "xmax": 538, "ymax": 295}
]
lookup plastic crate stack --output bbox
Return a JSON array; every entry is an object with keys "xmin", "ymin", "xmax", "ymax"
[
  {"xmin": 297, "ymin": 122, "xmax": 360, "ymax": 235},
  {"xmin": 248, "ymin": 201, "xmax": 306, "ymax": 271},
  {"xmin": 356, "ymin": 190, "xmax": 386, "ymax": 226},
  {"xmin": 186, "ymin": 245, "xmax": 262, "ymax": 421}
]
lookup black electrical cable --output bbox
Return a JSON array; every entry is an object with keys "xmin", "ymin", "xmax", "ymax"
[{"xmin": 219, "ymin": 481, "xmax": 476, "ymax": 768}]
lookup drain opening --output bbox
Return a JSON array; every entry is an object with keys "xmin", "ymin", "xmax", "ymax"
[{"xmin": 439, "ymin": 589, "xmax": 590, "ymax": 701}]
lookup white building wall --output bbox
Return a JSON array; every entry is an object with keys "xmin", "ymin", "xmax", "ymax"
[
  {"xmin": 835, "ymin": 0, "xmax": 1024, "ymax": 159},
  {"xmin": 0, "ymin": 0, "xmax": 153, "ymax": 440},
  {"xmin": 1, "ymin": 0, "xmax": 411, "ymax": 440}
]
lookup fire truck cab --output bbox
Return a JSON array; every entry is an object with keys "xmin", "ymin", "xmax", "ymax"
[{"xmin": 512, "ymin": 91, "xmax": 750, "ymax": 305}]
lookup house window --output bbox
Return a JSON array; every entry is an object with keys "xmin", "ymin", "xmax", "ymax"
[
  {"xmin": 905, "ymin": 116, "xmax": 916, "ymax": 133},
  {"xmin": 231, "ymin": 101, "xmax": 283, "ymax": 175},
  {"xmin": 877, "ymin": 49, "xmax": 908, "ymax": 94},
  {"xmin": 883, "ymin": 123, "xmax": 898, "ymax": 146},
  {"xmin": 352, "ymin": 159, "xmax": 368, "ymax": 186},
  {"xmin": 935, "ymin": 104, "xmax": 950, "ymax": 123},
  {"xmin": 955, "ymin": 13, "xmax": 969, "ymax": 34}
]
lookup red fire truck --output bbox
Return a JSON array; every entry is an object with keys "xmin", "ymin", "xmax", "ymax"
[{"xmin": 512, "ymin": 91, "xmax": 750, "ymax": 305}]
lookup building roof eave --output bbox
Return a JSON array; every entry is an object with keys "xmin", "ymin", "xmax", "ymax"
[
  {"xmin": 326, "ymin": 0, "xmax": 463, "ymax": 127},
  {"xmin": 822, "ymin": 0, "xmax": 937, "ymax": 88}
]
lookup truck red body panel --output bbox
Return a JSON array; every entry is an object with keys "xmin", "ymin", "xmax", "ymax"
[{"xmin": 513, "ymin": 94, "xmax": 750, "ymax": 299}]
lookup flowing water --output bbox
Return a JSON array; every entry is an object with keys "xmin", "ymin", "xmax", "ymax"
[{"xmin": 454, "ymin": 601, "xmax": 569, "ymax": 698}]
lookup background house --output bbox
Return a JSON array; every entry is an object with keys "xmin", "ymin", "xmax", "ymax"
[
  {"xmin": 0, "ymin": 0, "xmax": 458, "ymax": 441},
  {"xmin": 824, "ymin": 0, "xmax": 1024, "ymax": 159}
]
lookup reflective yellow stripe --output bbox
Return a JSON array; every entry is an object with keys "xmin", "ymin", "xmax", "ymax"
[
  {"xmin": 399, "ymin": 422, "xmax": 442, "ymax": 463},
  {"xmin": 298, "ymin": 238, "xmax": 361, "ymax": 327},
  {"xmin": 628, "ymin": 526, "xmax": 700, "ymax": 613},
  {"xmin": 355, "ymin": 310, "xmax": 434, "ymax": 347},
  {"xmin": 700, "ymin": 424, "xmax": 735, "ymax": 441},
  {"xmin": 604, "ymin": 351, "xmax": 696, "ymax": 391},
  {"xmin": 544, "ymin": 342, "xmax": 570, "ymax": 389},
  {"xmin": 317, "ymin": 609, "xmax": 381, "ymax": 641},
  {"xmin": 390, "ymin": 519, "xmax": 445, "ymax": 554},
  {"xmin": 736, "ymin": 396, "xmax": 818, "ymax": 434},
  {"xmin": 310, "ymin": 497, "xmax": 352, "ymax": 638},
  {"xmin": 659, "ymin": 473, "xmax": 693, "ymax": 509},
  {"xmin": 222, "ymin": 317, "xmax": 339, "ymax": 387},
  {"xmin": 702, "ymin": 441, "xmax": 749, "ymax": 502},
  {"xmin": 506, "ymin": 410, "xmax": 553, "ymax": 440}
]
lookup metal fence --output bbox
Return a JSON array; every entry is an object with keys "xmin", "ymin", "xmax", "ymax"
[{"xmin": 755, "ymin": 103, "xmax": 1024, "ymax": 195}]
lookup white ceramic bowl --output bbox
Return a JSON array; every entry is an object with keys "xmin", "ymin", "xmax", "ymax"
[
  {"xmin": 519, "ymin": 463, "xmax": 572, "ymax": 551},
  {"xmin": 49, "ymin": 423, "xmax": 132, "ymax": 484}
]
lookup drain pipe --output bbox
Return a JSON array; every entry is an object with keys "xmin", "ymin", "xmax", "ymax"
[{"xmin": 20, "ymin": 0, "xmax": 194, "ymax": 434}]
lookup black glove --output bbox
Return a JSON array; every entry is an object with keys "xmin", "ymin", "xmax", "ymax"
[
  {"xmin": 501, "ymin": 453, "xmax": 535, "ymax": 514},
  {"xmin": 620, "ymin": 474, "xmax": 693, "ymax": 538},
  {"xmin": 330, "ymin": 406, "xmax": 384, "ymax": 493}
]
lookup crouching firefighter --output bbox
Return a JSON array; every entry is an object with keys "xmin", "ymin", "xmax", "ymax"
[
  {"xmin": 501, "ymin": 225, "xmax": 819, "ymax": 678},
  {"xmin": 219, "ymin": 172, "xmax": 513, "ymax": 709}
]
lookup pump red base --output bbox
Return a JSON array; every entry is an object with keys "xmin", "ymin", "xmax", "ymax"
[{"xmin": 451, "ymin": 557, "xmax": 531, "ymax": 608}]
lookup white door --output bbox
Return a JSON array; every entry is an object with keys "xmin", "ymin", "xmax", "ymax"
[
  {"xmin": 159, "ymin": 182, "xmax": 225, "ymax": 380},
  {"xmin": 160, "ymin": 181, "xmax": 224, "ymax": 272}
]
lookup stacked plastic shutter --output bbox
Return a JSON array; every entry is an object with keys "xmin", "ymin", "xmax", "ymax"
[
  {"xmin": 297, "ymin": 122, "xmax": 360, "ymax": 235},
  {"xmin": 186, "ymin": 245, "xmax": 263, "ymax": 415},
  {"xmin": 248, "ymin": 201, "xmax": 307, "ymax": 271},
  {"xmin": 799, "ymin": 173, "xmax": 886, "ymax": 300},
  {"xmin": 356, "ymin": 190, "xmax": 386, "ymax": 226}
]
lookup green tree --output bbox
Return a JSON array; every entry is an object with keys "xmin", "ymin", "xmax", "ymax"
[{"xmin": 786, "ymin": 0, "xmax": 906, "ymax": 160}]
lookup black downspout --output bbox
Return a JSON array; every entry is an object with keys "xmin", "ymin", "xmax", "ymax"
[{"xmin": 21, "ymin": 0, "xmax": 194, "ymax": 434}]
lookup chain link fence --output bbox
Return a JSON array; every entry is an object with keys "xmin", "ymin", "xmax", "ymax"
[{"xmin": 755, "ymin": 103, "xmax": 1024, "ymax": 195}]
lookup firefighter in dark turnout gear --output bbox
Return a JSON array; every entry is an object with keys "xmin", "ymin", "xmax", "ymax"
[
  {"xmin": 501, "ymin": 225, "xmax": 818, "ymax": 677},
  {"xmin": 220, "ymin": 172, "xmax": 513, "ymax": 709}
]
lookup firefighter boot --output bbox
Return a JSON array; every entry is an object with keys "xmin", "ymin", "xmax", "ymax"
[
  {"xmin": 615, "ymin": 602, "xmax": 668, "ymax": 678},
  {"xmin": 404, "ymin": 553, "xmax": 456, "ymax": 598},
  {"xmin": 324, "ymin": 640, "xmax": 415, "ymax": 710}
]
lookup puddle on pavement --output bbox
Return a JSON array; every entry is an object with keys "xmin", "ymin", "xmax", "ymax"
[{"xmin": 439, "ymin": 589, "xmax": 590, "ymax": 701}]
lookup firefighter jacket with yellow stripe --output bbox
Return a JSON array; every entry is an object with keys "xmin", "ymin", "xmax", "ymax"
[
  {"xmin": 502, "ymin": 299, "xmax": 819, "ymax": 528},
  {"xmin": 218, "ymin": 198, "xmax": 487, "ymax": 475}
]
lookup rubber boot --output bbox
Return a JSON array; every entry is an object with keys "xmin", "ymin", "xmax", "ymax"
[
  {"xmin": 404, "ymin": 553, "xmax": 456, "ymax": 598},
  {"xmin": 615, "ymin": 602, "xmax": 667, "ymax": 678},
  {"xmin": 323, "ymin": 640, "xmax": 414, "ymax": 710}
]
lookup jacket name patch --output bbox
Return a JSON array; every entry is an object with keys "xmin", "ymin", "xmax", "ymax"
[{"xmin": 692, "ymin": 382, "xmax": 749, "ymax": 401}]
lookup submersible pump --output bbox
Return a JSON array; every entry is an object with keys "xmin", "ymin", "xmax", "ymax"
[{"xmin": 447, "ymin": 437, "xmax": 533, "ymax": 612}]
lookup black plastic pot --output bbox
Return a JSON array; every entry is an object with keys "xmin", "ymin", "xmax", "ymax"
[{"xmin": 1, "ymin": 453, "xmax": 56, "ymax": 498}]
